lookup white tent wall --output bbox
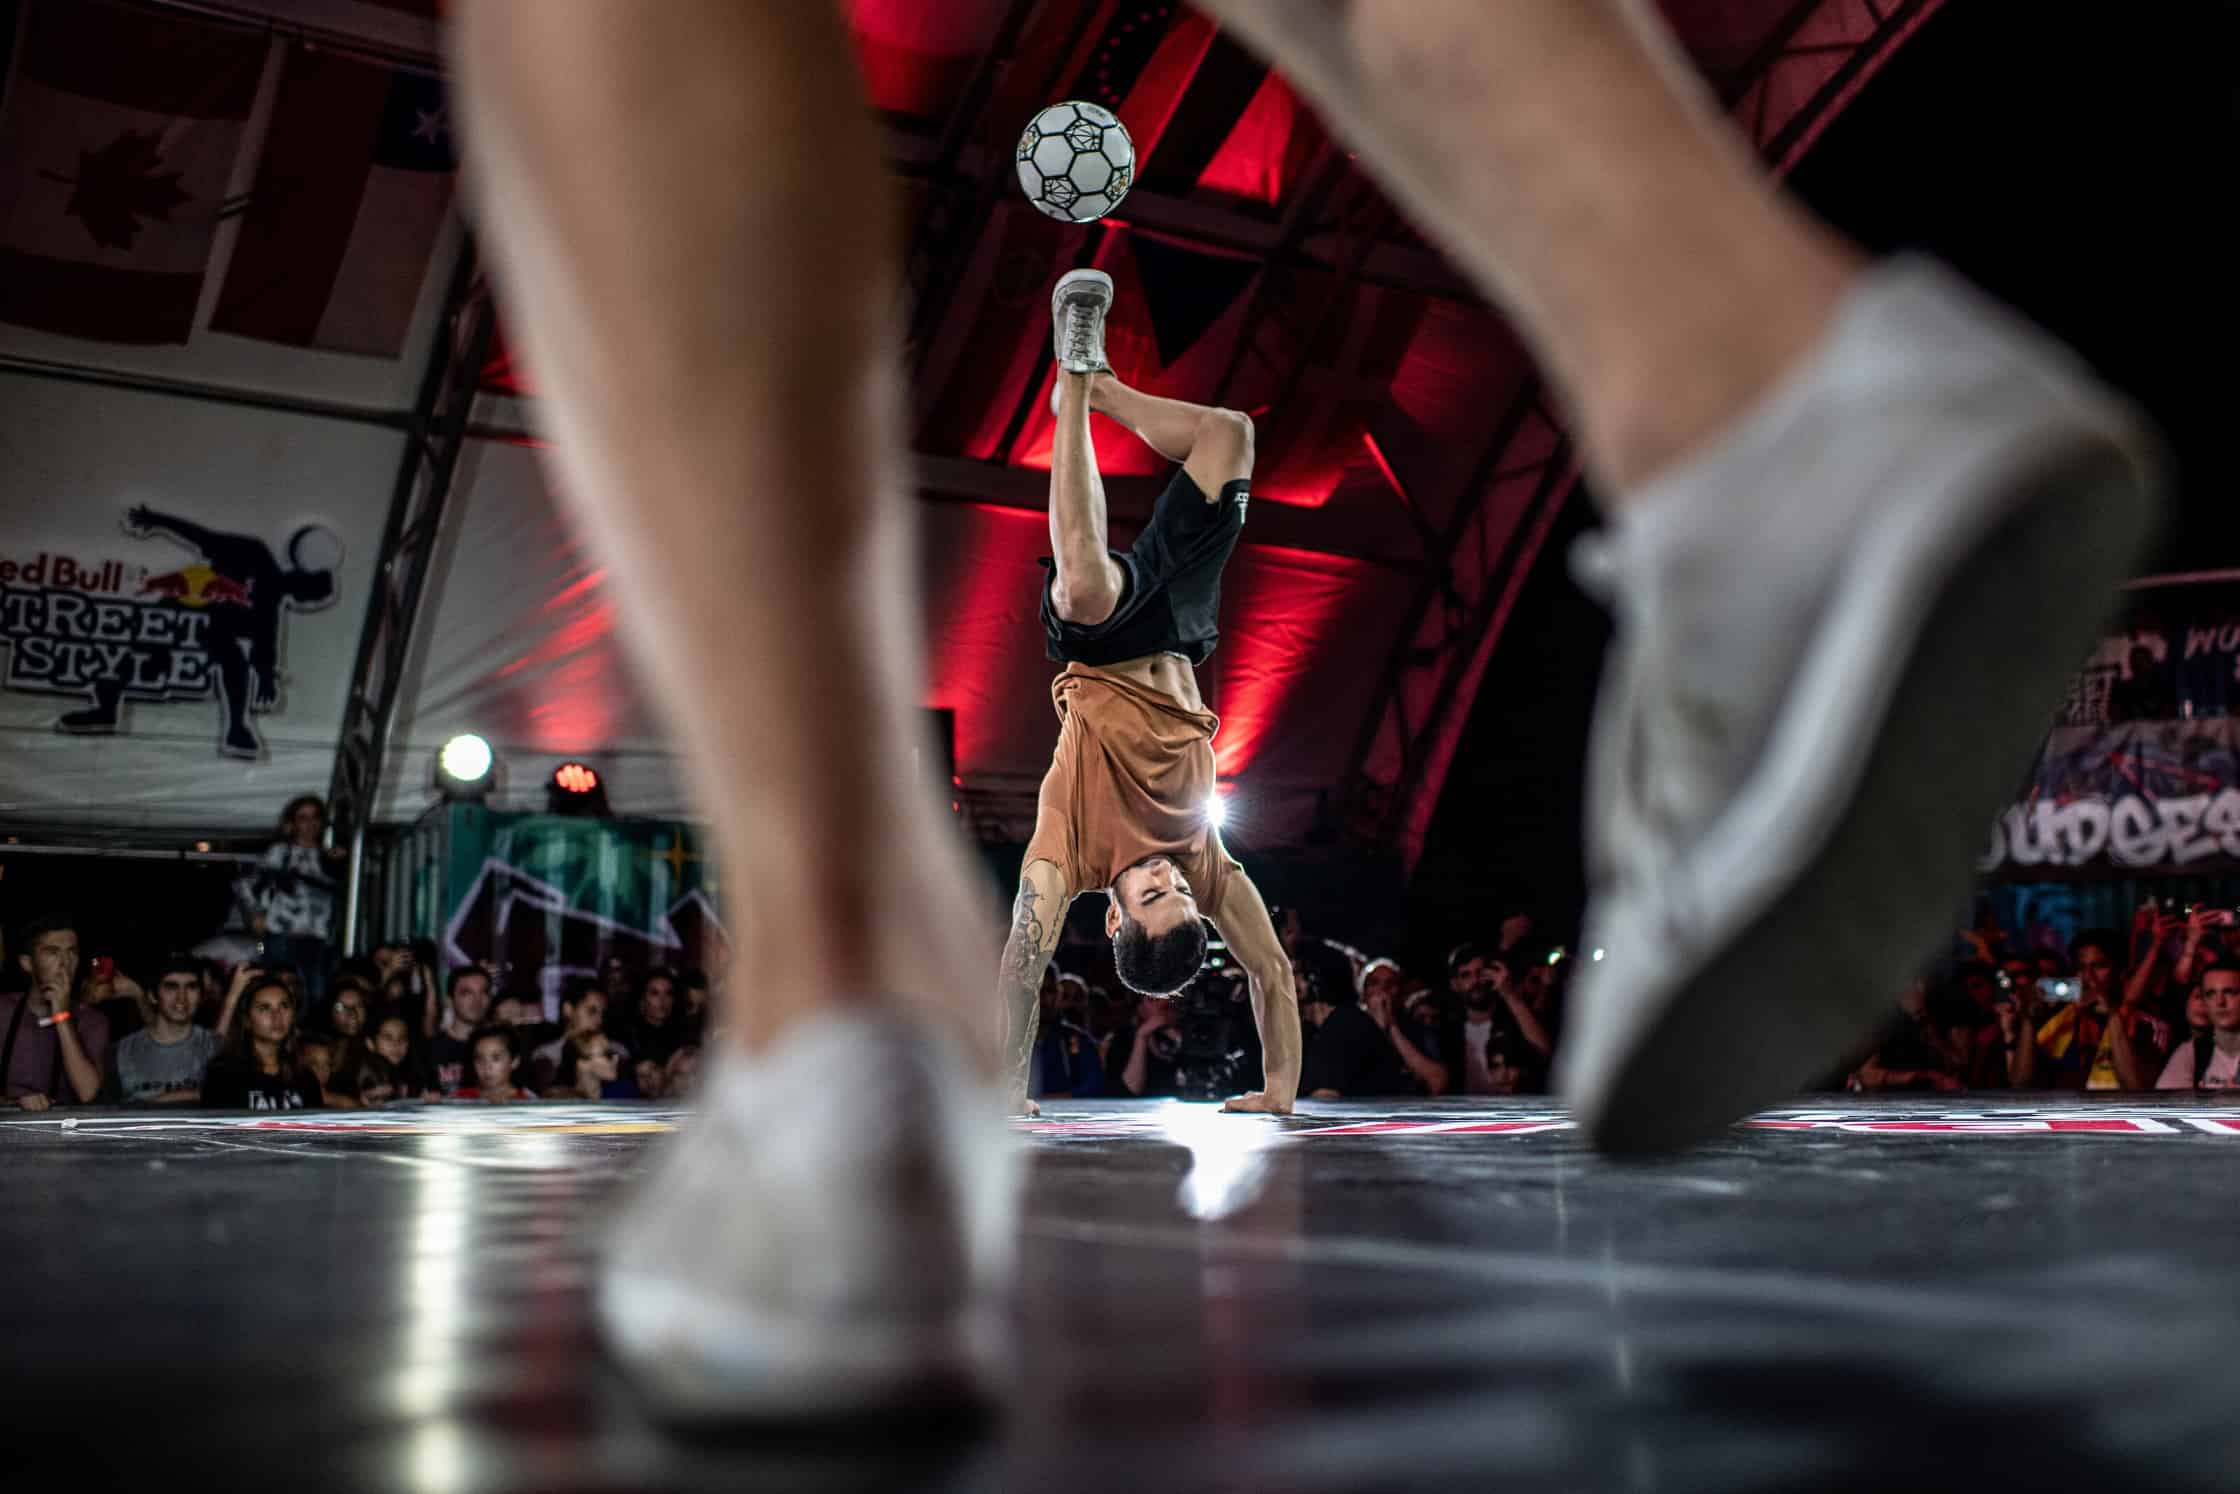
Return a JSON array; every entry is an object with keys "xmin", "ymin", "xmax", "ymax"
[
  {"xmin": 372, "ymin": 433, "xmax": 684, "ymax": 824},
  {"xmin": 0, "ymin": 374, "xmax": 396, "ymax": 830},
  {"xmin": 365, "ymin": 439, "xmax": 1415, "ymax": 845}
]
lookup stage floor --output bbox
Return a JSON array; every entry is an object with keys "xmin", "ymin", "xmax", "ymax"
[{"xmin": 6, "ymin": 1094, "xmax": 2237, "ymax": 1492}]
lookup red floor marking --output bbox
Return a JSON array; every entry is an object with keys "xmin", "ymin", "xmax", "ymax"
[
  {"xmin": 1435, "ymin": 1121, "xmax": 1572, "ymax": 1135},
  {"xmin": 1303, "ymin": 1121, "xmax": 1441, "ymax": 1136},
  {"xmin": 1745, "ymin": 1116, "xmax": 2231, "ymax": 1137}
]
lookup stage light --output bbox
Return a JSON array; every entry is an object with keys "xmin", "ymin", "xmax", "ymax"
[
  {"xmin": 1591, "ymin": 947, "xmax": 1606, "ymax": 963},
  {"xmin": 435, "ymin": 734, "xmax": 495, "ymax": 801},
  {"xmin": 440, "ymin": 734, "xmax": 493, "ymax": 784},
  {"xmin": 1205, "ymin": 791, "xmax": 1228, "ymax": 829},
  {"xmin": 548, "ymin": 760, "xmax": 610, "ymax": 817}
]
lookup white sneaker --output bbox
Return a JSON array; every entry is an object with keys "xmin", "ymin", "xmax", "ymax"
[
  {"xmin": 1050, "ymin": 267, "xmax": 1112, "ymax": 376},
  {"xmin": 595, "ymin": 1010, "xmax": 1018, "ymax": 1421},
  {"xmin": 1558, "ymin": 257, "xmax": 2165, "ymax": 1154}
]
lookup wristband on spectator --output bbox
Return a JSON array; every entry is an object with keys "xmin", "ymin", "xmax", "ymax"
[{"xmin": 38, "ymin": 1008, "xmax": 73, "ymax": 1029}]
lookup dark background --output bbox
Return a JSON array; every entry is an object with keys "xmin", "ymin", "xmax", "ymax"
[
  {"xmin": 1416, "ymin": 0, "xmax": 2238, "ymax": 953},
  {"xmin": 7, "ymin": 2, "xmax": 2233, "ymax": 985}
]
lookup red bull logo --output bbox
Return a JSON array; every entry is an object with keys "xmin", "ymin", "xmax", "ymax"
[
  {"xmin": 0, "ymin": 553, "xmax": 129, "ymax": 594},
  {"xmin": 4, "ymin": 509, "xmax": 342, "ymax": 760},
  {"xmin": 138, "ymin": 565, "xmax": 252, "ymax": 608}
]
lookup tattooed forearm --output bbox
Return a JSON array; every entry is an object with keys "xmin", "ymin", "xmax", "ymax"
[{"xmin": 997, "ymin": 871, "xmax": 1067, "ymax": 1108}]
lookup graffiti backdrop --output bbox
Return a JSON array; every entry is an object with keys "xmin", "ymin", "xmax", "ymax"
[
  {"xmin": 1985, "ymin": 577, "xmax": 2240, "ymax": 876},
  {"xmin": 439, "ymin": 807, "xmax": 728, "ymax": 1006}
]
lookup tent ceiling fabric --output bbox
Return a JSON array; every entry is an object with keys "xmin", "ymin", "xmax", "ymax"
[{"xmin": 0, "ymin": 0, "xmax": 1938, "ymax": 847}]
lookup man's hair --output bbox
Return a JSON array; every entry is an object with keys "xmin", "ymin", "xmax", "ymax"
[
  {"xmin": 639, "ymin": 965, "xmax": 680, "ymax": 996},
  {"xmin": 155, "ymin": 953, "xmax": 204, "ymax": 988},
  {"xmin": 1112, "ymin": 914, "xmax": 1210, "ymax": 997},
  {"xmin": 2071, "ymin": 929, "xmax": 2124, "ymax": 966},
  {"xmin": 14, "ymin": 912, "xmax": 76, "ymax": 953},
  {"xmin": 447, "ymin": 965, "xmax": 491, "ymax": 999},
  {"xmin": 1446, "ymin": 942, "xmax": 1484, "ymax": 981},
  {"xmin": 1293, "ymin": 939, "xmax": 1358, "ymax": 1008}
]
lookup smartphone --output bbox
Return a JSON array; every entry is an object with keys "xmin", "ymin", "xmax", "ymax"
[
  {"xmin": 1546, "ymin": 946, "xmax": 1568, "ymax": 966},
  {"xmin": 90, "ymin": 955, "xmax": 115, "ymax": 983},
  {"xmin": 2037, "ymin": 976, "xmax": 2081, "ymax": 1004}
]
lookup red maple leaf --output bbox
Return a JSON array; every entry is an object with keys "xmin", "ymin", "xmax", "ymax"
[{"xmin": 40, "ymin": 130, "xmax": 192, "ymax": 251}]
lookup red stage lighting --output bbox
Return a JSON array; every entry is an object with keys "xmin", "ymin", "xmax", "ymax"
[{"xmin": 548, "ymin": 761, "xmax": 610, "ymax": 816}]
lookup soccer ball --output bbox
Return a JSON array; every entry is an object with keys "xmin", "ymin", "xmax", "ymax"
[{"xmin": 1015, "ymin": 100, "xmax": 1134, "ymax": 223}]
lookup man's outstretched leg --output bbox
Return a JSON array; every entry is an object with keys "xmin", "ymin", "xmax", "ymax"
[
  {"xmin": 1195, "ymin": 0, "xmax": 2164, "ymax": 1149},
  {"xmin": 451, "ymin": 1, "xmax": 1012, "ymax": 1415}
]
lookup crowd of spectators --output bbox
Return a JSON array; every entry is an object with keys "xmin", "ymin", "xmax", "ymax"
[
  {"xmin": 1838, "ymin": 899, "xmax": 2240, "ymax": 1094},
  {"xmin": 17, "ymin": 776, "xmax": 2238, "ymax": 1114},
  {"xmin": 1029, "ymin": 906, "xmax": 1572, "ymax": 1102},
  {"xmin": 0, "ymin": 910, "xmax": 709, "ymax": 1112}
]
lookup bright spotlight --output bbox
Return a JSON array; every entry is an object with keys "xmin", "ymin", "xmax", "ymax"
[
  {"xmin": 1205, "ymin": 792, "xmax": 1228, "ymax": 829},
  {"xmin": 1591, "ymin": 947, "xmax": 1606, "ymax": 963},
  {"xmin": 440, "ymin": 734, "xmax": 493, "ymax": 784}
]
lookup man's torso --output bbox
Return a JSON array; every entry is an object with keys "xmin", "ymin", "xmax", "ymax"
[
  {"xmin": 116, "ymin": 1026, "xmax": 220, "ymax": 1100},
  {"xmin": 1023, "ymin": 663, "xmax": 1236, "ymax": 911},
  {"xmin": 0, "ymin": 993, "xmax": 109, "ymax": 1101}
]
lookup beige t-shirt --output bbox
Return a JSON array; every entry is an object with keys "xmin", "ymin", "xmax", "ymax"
[{"xmin": 1022, "ymin": 663, "xmax": 1239, "ymax": 919}]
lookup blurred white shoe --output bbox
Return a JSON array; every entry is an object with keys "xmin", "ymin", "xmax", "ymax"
[
  {"xmin": 1559, "ymin": 257, "xmax": 2165, "ymax": 1154},
  {"xmin": 597, "ymin": 1010, "xmax": 1017, "ymax": 1421}
]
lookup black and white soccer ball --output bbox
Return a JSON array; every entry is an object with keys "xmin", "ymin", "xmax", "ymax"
[{"xmin": 1015, "ymin": 100, "xmax": 1134, "ymax": 223}]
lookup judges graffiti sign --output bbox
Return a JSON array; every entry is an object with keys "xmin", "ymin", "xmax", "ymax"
[{"xmin": 0, "ymin": 507, "xmax": 342, "ymax": 758}]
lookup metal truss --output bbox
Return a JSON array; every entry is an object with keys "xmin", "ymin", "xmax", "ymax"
[
  {"xmin": 899, "ymin": 0, "xmax": 1099, "ymax": 380},
  {"xmin": 327, "ymin": 245, "xmax": 496, "ymax": 949},
  {"xmin": 1345, "ymin": 0, "xmax": 1948, "ymax": 869}
]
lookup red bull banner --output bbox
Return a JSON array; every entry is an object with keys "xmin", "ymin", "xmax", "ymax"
[{"xmin": 0, "ymin": 505, "xmax": 343, "ymax": 758}]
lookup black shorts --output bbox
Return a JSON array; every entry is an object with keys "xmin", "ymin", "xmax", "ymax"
[{"xmin": 1040, "ymin": 466, "xmax": 1249, "ymax": 667}]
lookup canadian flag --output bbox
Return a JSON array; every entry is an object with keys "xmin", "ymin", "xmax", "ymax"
[{"xmin": 0, "ymin": 0, "xmax": 263, "ymax": 344}]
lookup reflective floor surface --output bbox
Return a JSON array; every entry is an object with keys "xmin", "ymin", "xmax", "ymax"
[{"xmin": 5, "ymin": 1095, "xmax": 2238, "ymax": 1492}]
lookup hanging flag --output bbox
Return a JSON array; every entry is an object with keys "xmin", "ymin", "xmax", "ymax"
[
  {"xmin": 0, "ymin": 0, "xmax": 262, "ymax": 344},
  {"xmin": 211, "ymin": 48, "xmax": 455, "ymax": 358}
]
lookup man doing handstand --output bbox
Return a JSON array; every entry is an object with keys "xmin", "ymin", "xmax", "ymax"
[{"xmin": 998, "ymin": 268, "xmax": 1302, "ymax": 1117}]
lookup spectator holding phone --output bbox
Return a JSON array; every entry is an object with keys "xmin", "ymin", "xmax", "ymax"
[
  {"xmin": 2, "ymin": 914, "xmax": 106, "ymax": 1110},
  {"xmin": 81, "ymin": 954, "xmax": 151, "ymax": 1045},
  {"xmin": 2034, "ymin": 925, "xmax": 2166, "ymax": 1091},
  {"xmin": 2157, "ymin": 969, "xmax": 2240, "ymax": 1090},
  {"xmin": 114, "ymin": 955, "xmax": 223, "ymax": 1104},
  {"xmin": 1988, "ymin": 962, "xmax": 2049, "ymax": 1089},
  {"xmin": 1360, "ymin": 958, "xmax": 1449, "ymax": 1096}
]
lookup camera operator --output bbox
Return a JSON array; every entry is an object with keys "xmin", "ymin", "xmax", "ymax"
[
  {"xmin": 1107, "ymin": 993, "xmax": 1184, "ymax": 1098},
  {"xmin": 1360, "ymin": 959, "xmax": 1449, "ymax": 1096}
]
